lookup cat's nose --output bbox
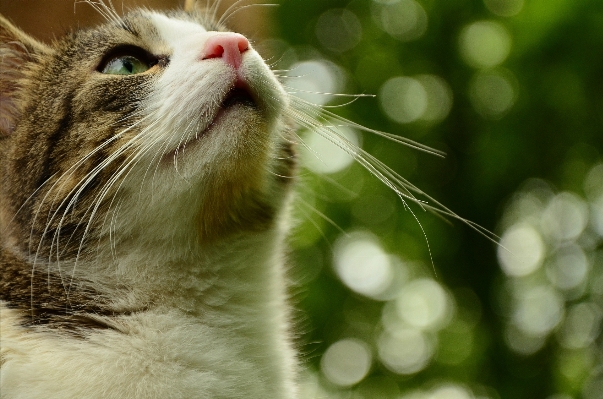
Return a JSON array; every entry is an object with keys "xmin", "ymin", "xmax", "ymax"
[{"xmin": 202, "ymin": 33, "xmax": 249, "ymax": 70}]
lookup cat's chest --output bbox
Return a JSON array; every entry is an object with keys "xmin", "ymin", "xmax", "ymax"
[{"xmin": 0, "ymin": 305, "xmax": 294, "ymax": 399}]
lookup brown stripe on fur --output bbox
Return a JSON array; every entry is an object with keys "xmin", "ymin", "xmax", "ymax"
[{"xmin": 0, "ymin": 246, "xmax": 119, "ymax": 334}]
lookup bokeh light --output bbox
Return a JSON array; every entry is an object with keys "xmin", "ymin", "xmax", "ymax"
[
  {"xmin": 591, "ymin": 196, "xmax": 603, "ymax": 237},
  {"xmin": 483, "ymin": 0, "xmax": 525, "ymax": 17},
  {"xmin": 459, "ymin": 20, "xmax": 512, "ymax": 69},
  {"xmin": 315, "ymin": 8, "xmax": 362, "ymax": 53},
  {"xmin": 415, "ymin": 75, "xmax": 454, "ymax": 123},
  {"xmin": 541, "ymin": 192, "xmax": 588, "ymax": 242},
  {"xmin": 395, "ymin": 278, "xmax": 452, "ymax": 330},
  {"xmin": 497, "ymin": 163, "xmax": 603, "ymax": 396},
  {"xmin": 399, "ymin": 383, "xmax": 484, "ymax": 399},
  {"xmin": 512, "ymin": 284, "xmax": 565, "ymax": 336},
  {"xmin": 469, "ymin": 68, "xmax": 518, "ymax": 119},
  {"xmin": 498, "ymin": 223, "xmax": 545, "ymax": 277},
  {"xmin": 320, "ymin": 339, "xmax": 372, "ymax": 387},
  {"xmin": 557, "ymin": 302, "xmax": 602, "ymax": 349},
  {"xmin": 377, "ymin": 327, "xmax": 433, "ymax": 375},
  {"xmin": 379, "ymin": 75, "xmax": 453, "ymax": 124},
  {"xmin": 286, "ymin": 59, "xmax": 344, "ymax": 106},
  {"xmin": 372, "ymin": 0, "xmax": 428, "ymax": 42},
  {"xmin": 380, "ymin": 76, "xmax": 427, "ymax": 124},
  {"xmin": 428, "ymin": 384, "xmax": 475, "ymax": 399},
  {"xmin": 584, "ymin": 163, "xmax": 603, "ymax": 200},
  {"xmin": 333, "ymin": 232, "xmax": 393, "ymax": 298},
  {"xmin": 545, "ymin": 244, "xmax": 589, "ymax": 290},
  {"xmin": 301, "ymin": 126, "xmax": 360, "ymax": 175}
]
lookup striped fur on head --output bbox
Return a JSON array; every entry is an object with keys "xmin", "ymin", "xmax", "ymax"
[{"xmin": 0, "ymin": 8, "xmax": 296, "ymax": 330}]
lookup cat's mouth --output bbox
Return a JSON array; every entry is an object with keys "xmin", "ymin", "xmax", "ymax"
[{"xmin": 221, "ymin": 87, "xmax": 257, "ymax": 108}]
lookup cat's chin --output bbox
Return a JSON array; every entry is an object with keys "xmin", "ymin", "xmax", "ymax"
[
  {"xmin": 160, "ymin": 102, "xmax": 265, "ymax": 166},
  {"xmin": 158, "ymin": 83, "xmax": 262, "ymax": 163}
]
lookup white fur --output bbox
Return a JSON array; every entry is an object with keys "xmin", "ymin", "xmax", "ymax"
[{"xmin": 1, "ymin": 12, "xmax": 298, "ymax": 399}]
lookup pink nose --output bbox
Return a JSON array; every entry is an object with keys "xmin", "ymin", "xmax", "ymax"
[{"xmin": 202, "ymin": 33, "xmax": 249, "ymax": 70}]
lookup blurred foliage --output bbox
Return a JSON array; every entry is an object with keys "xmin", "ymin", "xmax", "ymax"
[{"xmin": 269, "ymin": 0, "xmax": 603, "ymax": 398}]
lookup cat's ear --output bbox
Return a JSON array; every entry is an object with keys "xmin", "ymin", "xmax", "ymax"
[{"xmin": 0, "ymin": 15, "xmax": 50, "ymax": 137}]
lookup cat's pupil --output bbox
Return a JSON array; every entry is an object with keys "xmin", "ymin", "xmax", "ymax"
[{"xmin": 123, "ymin": 59, "xmax": 133, "ymax": 73}]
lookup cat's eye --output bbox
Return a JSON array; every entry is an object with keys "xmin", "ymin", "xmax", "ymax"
[
  {"xmin": 102, "ymin": 55, "xmax": 150, "ymax": 75},
  {"xmin": 97, "ymin": 45, "xmax": 160, "ymax": 76}
]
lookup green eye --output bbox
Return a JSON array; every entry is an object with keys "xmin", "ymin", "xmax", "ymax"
[
  {"xmin": 97, "ymin": 45, "xmax": 160, "ymax": 75},
  {"xmin": 102, "ymin": 55, "xmax": 150, "ymax": 75}
]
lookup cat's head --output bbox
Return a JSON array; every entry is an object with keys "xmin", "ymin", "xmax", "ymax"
[{"xmin": 0, "ymin": 6, "xmax": 296, "ymax": 263}]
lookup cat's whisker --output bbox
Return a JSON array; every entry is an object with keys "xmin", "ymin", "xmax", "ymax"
[
  {"xmin": 93, "ymin": 131, "xmax": 169, "ymax": 262},
  {"xmin": 399, "ymin": 193, "xmax": 438, "ymax": 276},
  {"xmin": 287, "ymin": 112, "xmax": 446, "ymax": 273},
  {"xmin": 290, "ymin": 95, "xmax": 445, "ymax": 157},
  {"xmin": 26, "ymin": 113, "xmax": 147, "ymax": 316},
  {"xmin": 286, "ymin": 100, "xmax": 501, "ymax": 244},
  {"xmin": 291, "ymin": 200, "xmax": 336, "ymax": 252},
  {"xmin": 218, "ymin": 3, "xmax": 280, "ymax": 27},
  {"xmin": 78, "ymin": 1, "xmax": 122, "ymax": 25},
  {"xmin": 272, "ymin": 152, "xmax": 296, "ymax": 161},
  {"xmin": 68, "ymin": 134, "xmax": 159, "ymax": 291},
  {"xmin": 171, "ymin": 117, "xmax": 200, "ymax": 183},
  {"xmin": 94, "ymin": 192, "xmax": 121, "ymax": 261},
  {"xmin": 10, "ymin": 172, "xmax": 56, "ymax": 230},
  {"xmin": 35, "ymin": 114, "xmax": 152, "ymax": 274},
  {"xmin": 263, "ymin": 53, "xmax": 292, "ymax": 70},
  {"xmin": 287, "ymin": 109, "xmax": 423, "ymax": 205},
  {"xmin": 267, "ymin": 170, "xmax": 294, "ymax": 180},
  {"xmin": 28, "ymin": 113, "xmax": 148, "ymax": 267},
  {"xmin": 283, "ymin": 85, "xmax": 375, "ymax": 99},
  {"xmin": 216, "ymin": 0, "xmax": 248, "ymax": 26},
  {"xmin": 312, "ymin": 172, "xmax": 359, "ymax": 199},
  {"xmin": 144, "ymin": 114, "xmax": 193, "ymax": 196},
  {"xmin": 50, "ymin": 141, "xmax": 134, "ymax": 266},
  {"xmin": 210, "ymin": 0, "xmax": 225, "ymax": 24},
  {"xmin": 42, "ymin": 115, "xmax": 149, "ymax": 228},
  {"xmin": 320, "ymin": 98, "xmax": 362, "ymax": 108},
  {"xmin": 72, "ymin": 117, "xmax": 165, "ymax": 235},
  {"xmin": 296, "ymin": 197, "xmax": 348, "ymax": 237}
]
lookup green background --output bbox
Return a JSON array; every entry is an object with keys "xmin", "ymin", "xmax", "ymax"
[{"xmin": 271, "ymin": 1, "xmax": 603, "ymax": 398}]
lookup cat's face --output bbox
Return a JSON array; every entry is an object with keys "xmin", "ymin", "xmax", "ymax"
[{"xmin": 0, "ymin": 9, "xmax": 296, "ymax": 261}]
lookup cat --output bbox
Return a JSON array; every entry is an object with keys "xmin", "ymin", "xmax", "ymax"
[
  {"xmin": 0, "ymin": 1, "xmax": 488, "ymax": 398},
  {"xmin": 0, "ymin": 1, "xmax": 299, "ymax": 398}
]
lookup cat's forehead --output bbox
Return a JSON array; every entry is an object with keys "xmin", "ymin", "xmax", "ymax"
[
  {"xmin": 147, "ymin": 12, "xmax": 208, "ymax": 45},
  {"xmin": 71, "ymin": 11, "xmax": 216, "ymax": 56}
]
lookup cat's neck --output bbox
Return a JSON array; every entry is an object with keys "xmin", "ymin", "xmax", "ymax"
[
  {"xmin": 23, "ymin": 213, "xmax": 299, "ymax": 397},
  {"xmin": 104, "ymin": 222, "xmax": 291, "ymax": 315}
]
